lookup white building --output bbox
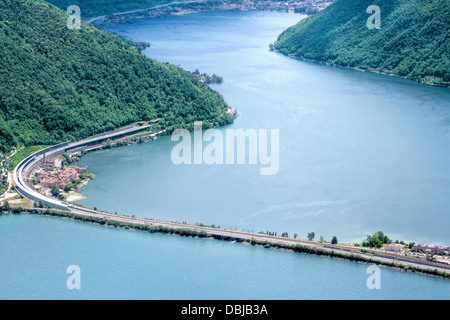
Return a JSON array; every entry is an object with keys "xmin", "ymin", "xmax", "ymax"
[{"xmin": 385, "ymin": 243, "xmax": 405, "ymax": 253}]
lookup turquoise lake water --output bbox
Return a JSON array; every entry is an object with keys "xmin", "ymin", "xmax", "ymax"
[
  {"xmin": 1, "ymin": 10, "xmax": 449, "ymax": 300},
  {"xmin": 1, "ymin": 214, "xmax": 449, "ymax": 299},
  {"xmin": 79, "ymin": 11, "xmax": 450, "ymax": 246}
]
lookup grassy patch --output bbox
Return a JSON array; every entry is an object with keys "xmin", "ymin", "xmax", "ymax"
[{"xmin": 9, "ymin": 145, "xmax": 49, "ymax": 172}]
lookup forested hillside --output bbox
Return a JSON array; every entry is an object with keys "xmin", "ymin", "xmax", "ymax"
[
  {"xmin": 274, "ymin": 0, "xmax": 450, "ymax": 87},
  {"xmin": 0, "ymin": 0, "xmax": 231, "ymax": 153}
]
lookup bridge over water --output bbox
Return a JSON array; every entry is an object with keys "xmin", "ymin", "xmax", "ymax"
[{"xmin": 11, "ymin": 123, "xmax": 450, "ymax": 277}]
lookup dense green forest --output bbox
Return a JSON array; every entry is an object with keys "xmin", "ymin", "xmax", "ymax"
[
  {"xmin": 274, "ymin": 0, "xmax": 450, "ymax": 86},
  {"xmin": 0, "ymin": 0, "xmax": 232, "ymax": 153}
]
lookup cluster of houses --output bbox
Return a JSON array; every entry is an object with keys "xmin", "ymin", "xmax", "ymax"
[
  {"xmin": 167, "ymin": 0, "xmax": 333, "ymax": 17},
  {"xmin": 385, "ymin": 243, "xmax": 449, "ymax": 255},
  {"xmin": 253, "ymin": 0, "xmax": 333, "ymax": 11},
  {"xmin": 37, "ymin": 159, "xmax": 86, "ymax": 189},
  {"xmin": 412, "ymin": 243, "xmax": 448, "ymax": 254}
]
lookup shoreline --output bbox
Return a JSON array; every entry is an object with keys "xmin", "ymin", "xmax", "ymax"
[
  {"xmin": 87, "ymin": 3, "xmax": 450, "ymax": 89},
  {"xmin": 82, "ymin": 0, "xmax": 449, "ymax": 89},
  {"xmin": 274, "ymin": 52, "xmax": 450, "ymax": 89},
  {"xmin": 85, "ymin": 1, "xmax": 314, "ymax": 26}
]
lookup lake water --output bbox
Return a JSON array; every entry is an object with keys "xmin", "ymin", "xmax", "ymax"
[
  {"xmin": 78, "ymin": 10, "xmax": 450, "ymax": 246},
  {"xmin": 2, "ymin": 10, "xmax": 449, "ymax": 300},
  {"xmin": 1, "ymin": 214, "xmax": 449, "ymax": 299}
]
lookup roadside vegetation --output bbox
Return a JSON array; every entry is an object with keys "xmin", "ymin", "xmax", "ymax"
[
  {"xmin": 7, "ymin": 146, "xmax": 49, "ymax": 172},
  {"xmin": 362, "ymin": 231, "xmax": 391, "ymax": 249},
  {"xmin": 0, "ymin": 181, "xmax": 7, "ymax": 196}
]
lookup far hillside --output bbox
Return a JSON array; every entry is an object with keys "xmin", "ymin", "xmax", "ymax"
[
  {"xmin": 45, "ymin": 0, "xmax": 193, "ymax": 18},
  {"xmin": 274, "ymin": 0, "xmax": 450, "ymax": 87}
]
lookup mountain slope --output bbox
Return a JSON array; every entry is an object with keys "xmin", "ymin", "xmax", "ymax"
[
  {"xmin": 274, "ymin": 0, "xmax": 450, "ymax": 87},
  {"xmin": 0, "ymin": 0, "xmax": 231, "ymax": 152}
]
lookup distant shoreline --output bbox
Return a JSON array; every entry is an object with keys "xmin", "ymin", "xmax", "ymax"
[
  {"xmin": 85, "ymin": 1, "xmax": 315, "ymax": 26},
  {"xmin": 272, "ymin": 51, "xmax": 450, "ymax": 89},
  {"xmin": 87, "ymin": 4, "xmax": 449, "ymax": 89}
]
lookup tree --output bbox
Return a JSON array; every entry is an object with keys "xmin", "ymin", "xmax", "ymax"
[
  {"xmin": 2, "ymin": 201, "xmax": 10, "ymax": 212},
  {"xmin": 320, "ymin": 235, "xmax": 325, "ymax": 243},
  {"xmin": 362, "ymin": 231, "xmax": 391, "ymax": 248},
  {"xmin": 373, "ymin": 231, "xmax": 390, "ymax": 244},
  {"xmin": 307, "ymin": 232, "xmax": 315, "ymax": 241},
  {"xmin": 51, "ymin": 185, "xmax": 60, "ymax": 197},
  {"xmin": 293, "ymin": 233, "xmax": 298, "ymax": 239},
  {"xmin": 331, "ymin": 236, "xmax": 338, "ymax": 245},
  {"xmin": 62, "ymin": 153, "xmax": 73, "ymax": 164}
]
